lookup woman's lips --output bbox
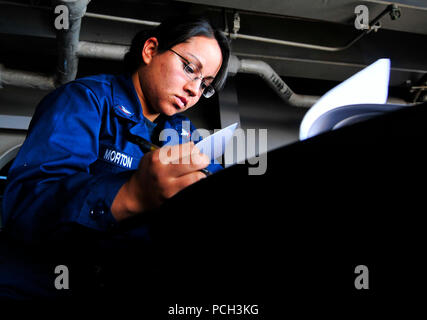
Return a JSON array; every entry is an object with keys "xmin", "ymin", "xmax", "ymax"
[{"xmin": 174, "ymin": 95, "xmax": 187, "ymax": 109}]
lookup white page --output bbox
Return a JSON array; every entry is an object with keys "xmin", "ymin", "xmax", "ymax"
[
  {"xmin": 195, "ymin": 122, "xmax": 238, "ymax": 161},
  {"xmin": 299, "ymin": 58, "xmax": 390, "ymax": 140}
]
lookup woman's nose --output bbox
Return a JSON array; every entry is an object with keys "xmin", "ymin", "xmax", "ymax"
[{"xmin": 183, "ymin": 78, "xmax": 202, "ymax": 97}]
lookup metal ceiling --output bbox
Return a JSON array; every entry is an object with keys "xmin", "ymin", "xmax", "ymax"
[
  {"xmin": 1, "ymin": 0, "xmax": 426, "ymax": 98},
  {"xmin": 178, "ymin": 0, "xmax": 427, "ymax": 35}
]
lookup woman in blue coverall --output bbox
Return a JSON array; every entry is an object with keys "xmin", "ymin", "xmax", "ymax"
[
  {"xmin": 3, "ymin": 16, "xmax": 230, "ymax": 242},
  {"xmin": 0, "ymin": 16, "xmax": 230, "ymax": 298}
]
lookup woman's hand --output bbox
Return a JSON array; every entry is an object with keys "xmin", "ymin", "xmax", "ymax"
[{"xmin": 111, "ymin": 141, "xmax": 209, "ymax": 221}]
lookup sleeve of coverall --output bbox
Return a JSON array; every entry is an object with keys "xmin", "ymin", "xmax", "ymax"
[{"xmin": 2, "ymin": 82, "xmax": 133, "ymax": 245}]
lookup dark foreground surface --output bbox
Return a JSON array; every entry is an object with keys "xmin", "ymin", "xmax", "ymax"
[{"xmin": 1, "ymin": 103, "xmax": 426, "ymax": 317}]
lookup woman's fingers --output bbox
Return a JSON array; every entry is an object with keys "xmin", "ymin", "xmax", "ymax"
[
  {"xmin": 158, "ymin": 142, "xmax": 210, "ymax": 177},
  {"xmin": 158, "ymin": 141, "xmax": 196, "ymax": 164},
  {"xmin": 125, "ymin": 142, "xmax": 211, "ymax": 213}
]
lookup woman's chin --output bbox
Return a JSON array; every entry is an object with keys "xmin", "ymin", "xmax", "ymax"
[
  {"xmin": 157, "ymin": 102, "xmax": 184, "ymax": 117},
  {"xmin": 168, "ymin": 104, "xmax": 182, "ymax": 115}
]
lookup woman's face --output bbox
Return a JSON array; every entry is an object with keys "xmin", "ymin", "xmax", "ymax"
[{"xmin": 138, "ymin": 35, "xmax": 223, "ymax": 119}]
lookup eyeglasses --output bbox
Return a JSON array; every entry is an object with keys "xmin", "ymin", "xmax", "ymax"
[{"xmin": 169, "ymin": 49, "xmax": 216, "ymax": 98}]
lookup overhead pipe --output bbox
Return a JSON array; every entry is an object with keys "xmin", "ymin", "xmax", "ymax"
[
  {"xmin": 0, "ymin": 64, "xmax": 55, "ymax": 90},
  {"xmin": 228, "ymin": 56, "xmax": 318, "ymax": 108},
  {"xmin": 228, "ymin": 56, "xmax": 408, "ymax": 107},
  {"xmin": 0, "ymin": 41, "xmax": 409, "ymax": 107},
  {"xmin": 78, "ymin": 41, "xmax": 128, "ymax": 60},
  {"xmin": 84, "ymin": 12, "xmax": 160, "ymax": 27},
  {"xmin": 225, "ymin": 5, "xmax": 399, "ymax": 52}
]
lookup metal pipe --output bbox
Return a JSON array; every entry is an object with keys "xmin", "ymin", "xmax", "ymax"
[
  {"xmin": 231, "ymin": 57, "xmax": 318, "ymax": 108},
  {"xmin": 229, "ymin": 56, "xmax": 409, "ymax": 107},
  {"xmin": 225, "ymin": 5, "xmax": 396, "ymax": 52},
  {"xmin": 0, "ymin": 65, "xmax": 55, "ymax": 90},
  {"xmin": 0, "ymin": 41, "xmax": 410, "ymax": 108},
  {"xmin": 228, "ymin": 33, "xmax": 342, "ymax": 52},
  {"xmin": 78, "ymin": 41, "xmax": 129, "ymax": 60},
  {"xmin": 54, "ymin": 0, "xmax": 90, "ymax": 86},
  {"xmin": 84, "ymin": 12, "xmax": 160, "ymax": 27}
]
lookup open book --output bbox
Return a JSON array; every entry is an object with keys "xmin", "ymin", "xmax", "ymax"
[{"xmin": 299, "ymin": 58, "xmax": 407, "ymax": 140}]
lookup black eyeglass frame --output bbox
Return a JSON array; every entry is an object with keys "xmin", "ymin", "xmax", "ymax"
[{"xmin": 168, "ymin": 49, "xmax": 216, "ymax": 98}]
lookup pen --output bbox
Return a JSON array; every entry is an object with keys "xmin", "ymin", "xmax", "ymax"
[{"xmin": 127, "ymin": 133, "xmax": 211, "ymax": 177}]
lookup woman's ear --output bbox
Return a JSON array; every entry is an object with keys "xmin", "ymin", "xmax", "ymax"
[{"xmin": 141, "ymin": 37, "xmax": 159, "ymax": 65}]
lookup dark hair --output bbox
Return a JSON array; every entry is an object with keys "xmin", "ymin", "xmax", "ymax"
[{"xmin": 124, "ymin": 15, "xmax": 230, "ymax": 91}]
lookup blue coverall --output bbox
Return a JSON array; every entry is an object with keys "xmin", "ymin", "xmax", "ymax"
[
  {"xmin": 0, "ymin": 73, "xmax": 222, "ymax": 298},
  {"xmin": 3, "ymin": 72, "xmax": 221, "ymax": 243}
]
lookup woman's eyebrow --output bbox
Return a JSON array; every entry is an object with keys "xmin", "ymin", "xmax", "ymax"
[
  {"xmin": 187, "ymin": 52, "xmax": 215, "ymax": 80},
  {"xmin": 187, "ymin": 52, "xmax": 203, "ymax": 69}
]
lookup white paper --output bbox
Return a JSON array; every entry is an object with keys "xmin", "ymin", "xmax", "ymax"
[
  {"xmin": 299, "ymin": 58, "xmax": 390, "ymax": 140},
  {"xmin": 195, "ymin": 122, "xmax": 238, "ymax": 161}
]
